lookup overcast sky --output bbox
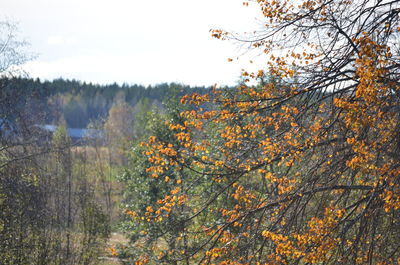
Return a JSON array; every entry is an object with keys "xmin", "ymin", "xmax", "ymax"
[{"xmin": 2, "ymin": 0, "xmax": 264, "ymax": 87}]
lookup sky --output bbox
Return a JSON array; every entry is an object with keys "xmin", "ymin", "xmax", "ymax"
[{"xmin": 2, "ymin": 0, "xmax": 264, "ymax": 87}]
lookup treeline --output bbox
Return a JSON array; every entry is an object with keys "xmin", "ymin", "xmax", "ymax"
[{"xmin": 1, "ymin": 77, "xmax": 210, "ymax": 128}]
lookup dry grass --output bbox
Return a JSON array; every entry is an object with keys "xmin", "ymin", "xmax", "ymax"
[
  {"xmin": 97, "ymin": 232, "xmax": 129, "ymax": 265},
  {"xmin": 97, "ymin": 257, "xmax": 121, "ymax": 265},
  {"xmin": 108, "ymin": 232, "xmax": 129, "ymax": 246},
  {"xmin": 72, "ymin": 145, "xmax": 111, "ymax": 161}
]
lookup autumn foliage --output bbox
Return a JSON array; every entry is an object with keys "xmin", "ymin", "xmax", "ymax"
[{"xmin": 129, "ymin": 1, "xmax": 400, "ymax": 264}]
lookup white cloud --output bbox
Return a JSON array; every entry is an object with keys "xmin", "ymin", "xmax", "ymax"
[
  {"xmin": 3, "ymin": 0, "xmax": 265, "ymax": 86},
  {"xmin": 22, "ymin": 46, "xmax": 249, "ymax": 87}
]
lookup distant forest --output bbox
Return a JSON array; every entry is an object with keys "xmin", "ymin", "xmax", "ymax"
[{"xmin": 0, "ymin": 77, "xmax": 211, "ymax": 128}]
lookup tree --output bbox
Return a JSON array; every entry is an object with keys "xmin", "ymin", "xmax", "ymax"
[
  {"xmin": 136, "ymin": 1, "xmax": 400, "ymax": 264},
  {"xmin": 104, "ymin": 92, "xmax": 135, "ymax": 165},
  {"xmin": 51, "ymin": 125, "xmax": 74, "ymax": 263},
  {"xmin": 120, "ymin": 99, "xmax": 197, "ymax": 265},
  {"xmin": 0, "ymin": 21, "xmax": 30, "ymax": 77},
  {"xmin": 0, "ymin": 22, "xmax": 110, "ymax": 264},
  {"xmin": 0, "ymin": 22, "xmax": 49, "ymax": 264}
]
